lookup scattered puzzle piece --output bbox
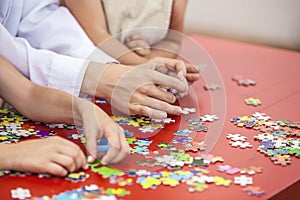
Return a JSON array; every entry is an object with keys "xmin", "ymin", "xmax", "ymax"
[
  {"xmin": 91, "ymin": 165, "xmax": 124, "ymax": 178},
  {"xmin": 200, "ymin": 114, "xmax": 219, "ymax": 122},
  {"xmin": 181, "ymin": 108, "xmax": 196, "ymax": 115},
  {"xmin": 66, "ymin": 171, "xmax": 89, "ymax": 182},
  {"xmin": 229, "ymin": 141, "xmax": 253, "ymax": 148},
  {"xmin": 204, "ymin": 84, "xmax": 221, "ymax": 91},
  {"xmin": 234, "ymin": 175, "xmax": 253, "ymax": 186},
  {"xmin": 245, "ymin": 98, "xmax": 261, "ymax": 106},
  {"xmin": 232, "ymin": 75, "xmax": 256, "ymax": 86},
  {"xmin": 11, "ymin": 187, "xmax": 31, "ymax": 200},
  {"xmin": 226, "ymin": 133, "xmax": 247, "ymax": 141},
  {"xmin": 213, "ymin": 176, "xmax": 232, "ymax": 186},
  {"xmin": 243, "ymin": 186, "xmax": 265, "ymax": 197},
  {"xmin": 185, "ymin": 141, "xmax": 206, "ymax": 152}
]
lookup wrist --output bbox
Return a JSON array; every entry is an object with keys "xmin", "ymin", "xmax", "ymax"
[
  {"xmin": 0, "ymin": 144, "xmax": 19, "ymax": 170},
  {"xmin": 81, "ymin": 62, "xmax": 108, "ymax": 98}
]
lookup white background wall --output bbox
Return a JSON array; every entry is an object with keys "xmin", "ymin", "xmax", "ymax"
[{"xmin": 184, "ymin": 0, "xmax": 300, "ymax": 51}]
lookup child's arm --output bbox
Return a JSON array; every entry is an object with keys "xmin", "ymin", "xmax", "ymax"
[
  {"xmin": 64, "ymin": 0, "xmax": 148, "ymax": 65},
  {"xmin": 0, "ymin": 56, "xmax": 130, "ymax": 175},
  {"xmin": 149, "ymin": 0, "xmax": 188, "ymax": 59}
]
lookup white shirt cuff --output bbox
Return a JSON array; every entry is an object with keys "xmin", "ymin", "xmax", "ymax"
[{"xmin": 48, "ymin": 55, "xmax": 90, "ymax": 96}]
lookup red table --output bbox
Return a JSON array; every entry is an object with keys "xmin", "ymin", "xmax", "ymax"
[{"xmin": 0, "ymin": 35, "xmax": 300, "ymax": 199}]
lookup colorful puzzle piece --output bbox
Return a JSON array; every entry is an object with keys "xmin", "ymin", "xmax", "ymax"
[{"xmin": 245, "ymin": 98, "xmax": 261, "ymax": 106}]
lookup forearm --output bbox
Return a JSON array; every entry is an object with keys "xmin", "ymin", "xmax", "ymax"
[
  {"xmin": 0, "ymin": 144, "xmax": 19, "ymax": 170},
  {"xmin": 24, "ymin": 86, "xmax": 76, "ymax": 123},
  {"xmin": 0, "ymin": 55, "xmax": 74, "ymax": 124},
  {"xmin": 94, "ymin": 32, "xmax": 148, "ymax": 65},
  {"xmin": 150, "ymin": 40, "xmax": 181, "ymax": 59},
  {"xmin": 64, "ymin": 0, "xmax": 146, "ymax": 65}
]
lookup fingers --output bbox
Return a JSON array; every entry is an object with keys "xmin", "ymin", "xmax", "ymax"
[
  {"xmin": 130, "ymin": 94, "xmax": 182, "ymax": 117},
  {"xmin": 51, "ymin": 154, "xmax": 76, "ymax": 174},
  {"xmin": 126, "ymin": 39, "xmax": 150, "ymax": 50},
  {"xmin": 126, "ymin": 40, "xmax": 151, "ymax": 57},
  {"xmin": 84, "ymin": 127, "xmax": 98, "ymax": 163},
  {"xmin": 129, "ymin": 104, "xmax": 167, "ymax": 119},
  {"xmin": 126, "ymin": 32, "xmax": 146, "ymax": 41},
  {"xmin": 150, "ymin": 57, "xmax": 187, "ymax": 77},
  {"xmin": 57, "ymin": 138, "xmax": 87, "ymax": 172},
  {"xmin": 186, "ymin": 73, "xmax": 201, "ymax": 83},
  {"xmin": 185, "ymin": 63, "xmax": 201, "ymax": 83},
  {"xmin": 44, "ymin": 162, "xmax": 68, "ymax": 177},
  {"xmin": 134, "ymin": 47, "xmax": 150, "ymax": 57},
  {"xmin": 186, "ymin": 63, "xmax": 200, "ymax": 74},
  {"xmin": 139, "ymin": 85, "xmax": 176, "ymax": 104},
  {"xmin": 101, "ymin": 125, "xmax": 130, "ymax": 165},
  {"xmin": 150, "ymin": 70, "xmax": 188, "ymax": 93}
]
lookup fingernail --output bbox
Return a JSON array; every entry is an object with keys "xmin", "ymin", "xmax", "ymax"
[
  {"xmin": 178, "ymin": 73, "xmax": 185, "ymax": 81},
  {"xmin": 158, "ymin": 111, "xmax": 167, "ymax": 119},
  {"xmin": 83, "ymin": 164, "xmax": 89, "ymax": 170},
  {"xmin": 87, "ymin": 155, "xmax": 94, "ymax": 163},
  {"xmin": 176, "ymin": 107, "xmax": 182, "ymax": 115},
  {"xmin": 101, "ymin": 159, "xmax": 107, "ymax": 165}
]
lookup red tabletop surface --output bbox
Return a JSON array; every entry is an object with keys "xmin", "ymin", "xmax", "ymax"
[{"xmin": 0, "ymin": 35, "xmax": 300, "ymax": 199}]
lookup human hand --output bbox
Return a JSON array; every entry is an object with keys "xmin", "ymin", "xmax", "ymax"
[
  {"xmin": 89, "ymin": 58, "xmax": 188, "ymax": 119},
  {"xmin": 125, "ymin": 32, "xmax": 151, "ymax": 58},
  {"xmin": 5, "ymin": 136, "xmax": 87, "ymax": 176},
  {"xmin": 185, "ymin": 63, "xmax": 201, "ymax": 84},
  {"xmin": 73, "ymin": 99, "xmax": 130, "ymax": 165}
]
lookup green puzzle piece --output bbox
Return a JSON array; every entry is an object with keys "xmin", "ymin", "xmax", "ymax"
[
  {"xmin": 91, "ymin": 165, "xmax": 124, "ymax": 178},
  {"xmin": 104, "ymin": 188, "xmax": 130, "ymax": 197},
  {"xmin": 192, "ymin": 182, "xmax": 208, "ymax": 192},
  {"xmin": 287, "ymin": 148, "xmax": 300, "ymax": 156}
]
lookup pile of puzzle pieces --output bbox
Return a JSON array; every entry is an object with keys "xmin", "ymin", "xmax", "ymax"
[
  {"xmin": 0, "ymin": 108, "xmax": 268, "ymax": 199},
  {"xmin": 231, "ymin": 112, "xmax": 300, "ymax": 166},
  {"xmin": 20, "ymin": 184, "xmax": 128, "ymax": 199},
  {"xmin": 0, "ymin": 110, "xmax": 62, "ymax": 143}
]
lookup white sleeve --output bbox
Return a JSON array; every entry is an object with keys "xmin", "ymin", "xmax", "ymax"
[
  {"xmin": 18, "ymin": 0, "xmax": 118, "ymax": 64},
  {"xmin": 0, "ymin": 24, "xmax": 89, "ymax": 96}
]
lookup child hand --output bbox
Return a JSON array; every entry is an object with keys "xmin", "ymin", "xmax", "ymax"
[
  {"xmin": 125, "ymin": 32, "xmax": 151, "ymax": 57},
  {"xmin": 4, "ymin": 136, "xmax": 87, "ymax": 176},
  {"xmin": 75, "ymin": 100, "xmax": 130, "ymax": 165}
]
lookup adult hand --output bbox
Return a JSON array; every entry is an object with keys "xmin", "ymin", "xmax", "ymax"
[
  {"xmin": 82, "ymin": 58, "xmax": 188, "ymax": 119},
  {"xmin": 185, "ymin": 63, "xmax": 201, "ymax": 84}
]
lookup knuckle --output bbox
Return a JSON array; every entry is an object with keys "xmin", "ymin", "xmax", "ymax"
[
  {"xmin": 139, "ymin": 85, "xmax": 150, "ymax": 93},
  {"xmin": 165, "ymin": 93, "xmax": 175, "ymax": 103},
  {"xmin": 137, "ymin": 106, "xmax": 149, "ymax": 117},
  {"xmin": 53, "ymin": 168, "xmax": 67, "ymax": 177},
  {"xmin": 64, "ymin": 159, "xmax": 74, "ymax": 170}
]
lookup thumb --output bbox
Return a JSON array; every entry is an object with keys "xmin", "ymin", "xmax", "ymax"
[{"xmin": 85, "ymin": 128, "xmax": 98, "ymax": 163}]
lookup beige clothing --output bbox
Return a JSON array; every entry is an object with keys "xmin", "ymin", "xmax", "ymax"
[{"xmin": 102, "ymin": 0, "xmax": 173, "ymax": 45}]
